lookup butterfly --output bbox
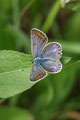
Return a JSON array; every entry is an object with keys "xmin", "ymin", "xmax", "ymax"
[{"xmin": 30, "ymin": 28, "xmax": 62, "ymax": 82}]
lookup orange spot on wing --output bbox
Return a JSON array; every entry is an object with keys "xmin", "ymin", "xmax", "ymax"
[
  {"xmin": 57, "ymin": 64, "xmax": 59, "ymax": 69},
  {"xmin": 57, "ymin": 53, "xmax": 59, "ymax": 55},
  {"xmin": 35, "ymin": 31, "xmax": 46, "ymax": 40},
  {"xmin": 35, "ymin": 74, "xmax": 45, "ymax": 80},
  {"xmin": 57, "ymin": 49, "xmax": 59, "ymax": 51},
  {"xmin": 32, "ymin": 30, "xmax": 46, "ymax": 40}
]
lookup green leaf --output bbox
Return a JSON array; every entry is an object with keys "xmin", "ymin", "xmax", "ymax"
[
  {"xmin": 61, "ymin": 56, "xmax": 71, "ymax": 65},
  {"xmin": 0, "ymin": 107, "xmax": 33, "ymax": 120},
  {"xmin": 0, "ymin": 50, "xmax": 34, "ymax": 98}
]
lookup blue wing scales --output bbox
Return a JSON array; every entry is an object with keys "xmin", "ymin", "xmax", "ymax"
[
  {"xmin": 31, "ymin": 28, "xmax": 48, "ymax": 57},
  {"xmin": 30, "ymin": 63, "xmax": 47, "ymax": 82}
]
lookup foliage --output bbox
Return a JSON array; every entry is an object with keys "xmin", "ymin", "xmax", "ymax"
[
  {"xmin": 0, "ymin": 50, "xmax": 34, "ymax": 98},
  {"xmin": 0, "ymin": 107, "xmax": 33, "ymax": 120}
]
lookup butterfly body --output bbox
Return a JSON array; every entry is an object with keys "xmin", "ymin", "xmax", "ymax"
[
  {"xmin": 30, "ymin": 28, "xmax": 62, "ymax": 82},
  {"xmin": 34, "ymin": 57, "xmax": 51, "ymax": 64},
  {"xmin": 33, "ymin": 57, "xmax": 42, "ymax": 64}
]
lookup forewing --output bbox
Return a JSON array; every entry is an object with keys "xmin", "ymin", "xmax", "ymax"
[
  {"xmin": 41, "ymin": 42, "xmax": 62, "ymax": 60},
  {"xmin": 30, "ymin": 64, "xmax": 47, "ymax": 82},
  {"xmin": 31, "ymin": 28, "xmax": 48, "ymax": 57},
  {"xmin": 41, "ymin": 59, "xmax": 62, "ymax": 73}
]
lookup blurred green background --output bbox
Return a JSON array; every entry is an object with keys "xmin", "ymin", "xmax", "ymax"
[{"xmin": 0, "ymin": 0, "xmax": 80, "ymax": 120}]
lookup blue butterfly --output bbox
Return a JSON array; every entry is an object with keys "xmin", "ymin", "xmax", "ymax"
[{"xmin": 30, "ymin": 28, "xmax": 62, "ymax": 82}]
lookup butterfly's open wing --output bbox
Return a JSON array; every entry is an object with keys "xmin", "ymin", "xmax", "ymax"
[
  {"xmin": 41, "ymin": 59, "xmax": 62, "ymax": 73},
  {"xmin": 40, "ymin": 42, "xmax": 62, "ymax": 73},
  {"xmin": 41, "ymin": 42, "xmax": 62, "ymax": 60},
  {"xmin": 31, "ymin": 28, "xmax": 48, "ymax": 57},
  {"xmin": 30, "ymin": 64, "xmax": 47, "ymax": 82}
]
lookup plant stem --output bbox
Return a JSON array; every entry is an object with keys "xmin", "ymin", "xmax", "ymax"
[
  {"xmin": 42, "ymin": 0, "xmax": 61, "ymax": 33},
  {"xmin": 20, "ymin": 0, "xmax": 36, "ymax": 18},
  {"xmin": 12, "ymin": 0, "xmax": 20, "ymax": 28}
]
